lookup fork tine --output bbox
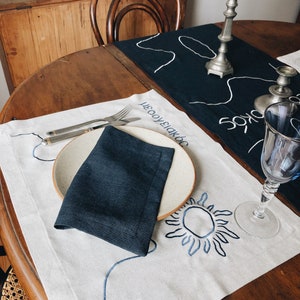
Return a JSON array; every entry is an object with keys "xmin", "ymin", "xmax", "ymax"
[{"xmin": 108, "ymin": 105, "xmax": 132, "ymax": 121}]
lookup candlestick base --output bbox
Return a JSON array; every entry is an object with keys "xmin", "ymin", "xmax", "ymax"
[
  {"xmin": 205, "ymin": 0, "xmax": 238, "ymax": 78},
  {"xmin": 254, "ymin": 66, "xmax": 297, "ymax": 114},
  {"xmin": 205, "ymin": 54, "xmax": 233, "ymax": 78},
  {"xmin": 254, "ymin": 88, "xmax": 292, "ymax": 115}
]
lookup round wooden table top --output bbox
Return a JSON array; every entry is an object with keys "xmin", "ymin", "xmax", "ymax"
[
  {"xmin": 1, "ymin": 20, "xmax": 300, "ymax": 123},
  {"xmin": 1, "ymin": 20, "xmax": 300, "ymax": 299}
]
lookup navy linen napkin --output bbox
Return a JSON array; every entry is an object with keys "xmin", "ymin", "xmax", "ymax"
[{"xmin": 54, "ymin": 126, "xmax": 174, "ymax": 256}]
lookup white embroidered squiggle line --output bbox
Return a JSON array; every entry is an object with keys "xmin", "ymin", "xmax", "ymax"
[
  {"xmin": 268, "ymin": 63, "xmax": 277, "ymax": 71},
  {"xmin": 289, "ymin": 93, "xmax": 300, "ymax": 103},
  {"xmin": 248, "ymin": 139, "xmax": 263, "ymax": 153},
  {"xmin": 135, "ymin": 35, "xmax": 287, "ymax": 108},
  {"xmin": 178, "ymin": 35, "xmax": 217, "ymax": 59},
  {"xmin": 136, "ymin": 33, "xmax": 176, "ymax": 73},
  {"xmin": 291, "ymin": 118, "xmax": 300, "ymax": 137},
  {"xmin": 189, "ymin": 76, "xmax": 276, "ymax": 106}
]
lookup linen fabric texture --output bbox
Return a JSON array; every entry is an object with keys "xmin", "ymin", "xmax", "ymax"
[
  {"xmin": 54, "ymin": 126, "xmax": 174, "ymax": 256},
  {"xmin": 115, "ymin": 24, "xmax": 300, "ymax": 210}
]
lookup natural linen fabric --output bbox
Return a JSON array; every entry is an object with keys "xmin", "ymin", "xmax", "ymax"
[
  {"xmin": 277, "ymin": 50, "xmax": 300, "ymax": 73},
  {"xmin": 54, "ymin": 126, "xmax": 174, "ymax": 256},
  {"xmin": 0, "ymin": 90, "xmax": 299, "ymax": 299}
]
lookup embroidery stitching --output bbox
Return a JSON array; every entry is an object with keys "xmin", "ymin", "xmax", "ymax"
[{"xmin": 165, "ymin": 192, "xmax": 239, "ymax": 257}]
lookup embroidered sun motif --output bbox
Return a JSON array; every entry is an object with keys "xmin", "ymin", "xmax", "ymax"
[{"xmin": 165, "ymin": 192, "xmax": 239, "ymax": 257}]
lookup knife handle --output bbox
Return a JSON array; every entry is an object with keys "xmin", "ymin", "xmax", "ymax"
[
  {"xmin": 42, "ymin": 128, "xmax": 90, "ymax": 145},
  {"xmin": 46, "ymin": 119, "xmax": 106, "ymax": 136}
]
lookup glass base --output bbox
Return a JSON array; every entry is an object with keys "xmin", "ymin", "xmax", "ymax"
[{"xmin": 234, "ymin": 201, "xmax": 280, "ymax": 238}]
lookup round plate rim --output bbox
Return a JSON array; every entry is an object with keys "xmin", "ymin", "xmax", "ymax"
[{"xmin": 52, "ymin": 126, "xmax": 196, "ymax": 220}]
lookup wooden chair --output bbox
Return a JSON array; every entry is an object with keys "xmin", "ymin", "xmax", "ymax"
[{"xmin": 90, "ymin": 0, "xmax": 187, "ymax": 45}]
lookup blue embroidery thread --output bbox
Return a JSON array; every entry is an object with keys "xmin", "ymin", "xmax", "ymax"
[
  {"xmin": 165, "ymin": 192, "xmax": 239, "ymax": 257},
  {"xmin": 11, "ymin": 132, "xmax": 55, "ymax": 162},
  {"xmin": 103, "ymin": 240, "xmax": 157, "ymax": 300}
]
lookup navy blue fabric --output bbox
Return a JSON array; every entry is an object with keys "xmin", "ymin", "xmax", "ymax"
[
  {"xmin": 55, "ymin": 126, "xmax": 174, "ymax": 256},
  {"xmin": 115, "ymin": 24, "xmax": 300, "ymax": 210}
]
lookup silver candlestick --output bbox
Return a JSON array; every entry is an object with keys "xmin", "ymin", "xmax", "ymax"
[
  {"xmin": 254, "ymin": 65, "xmax": 298, "ymax": 114},
  {"xmin": 206, "ymin": 0, "xmax": 238, "ymax": 78}
]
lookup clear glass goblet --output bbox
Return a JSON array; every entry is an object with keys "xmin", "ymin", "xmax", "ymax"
[{"xmin": 235, "ymin": 100, "xmax": 300, "ymax": 238}]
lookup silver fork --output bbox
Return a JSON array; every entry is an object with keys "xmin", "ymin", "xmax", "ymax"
[{"xmin": 46, "ymin": 105, "xmax": 132, "ymax": 136}]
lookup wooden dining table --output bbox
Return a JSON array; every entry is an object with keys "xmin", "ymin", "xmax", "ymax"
[{"xmin": 0, "ymin": 20, "xmax": 300, "ymax": 299}]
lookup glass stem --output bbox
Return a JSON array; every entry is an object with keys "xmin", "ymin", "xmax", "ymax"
[{"xmin": 253, "ymin": 179, "xmax": 280, "ymax": 219}]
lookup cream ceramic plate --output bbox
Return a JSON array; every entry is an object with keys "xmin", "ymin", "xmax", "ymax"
[{"xmin": 53, "ymin": 126, "xmax": 195, "ymax": 220}]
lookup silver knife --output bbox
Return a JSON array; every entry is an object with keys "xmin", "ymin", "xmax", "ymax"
[{"xmin": 42, "ymin": 117, "xmax": 140, "ymax": 145}]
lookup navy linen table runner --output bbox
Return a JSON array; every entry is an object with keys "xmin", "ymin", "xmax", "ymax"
[{"xmin": 115, "ymin": 24, "xmax": 300, "ymax": 211}]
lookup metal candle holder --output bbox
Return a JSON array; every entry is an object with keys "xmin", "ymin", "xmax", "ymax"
[
  {"xmin": 254, "ymin": 65, "xmax": 298, "ymax": 114},
  {"xmin": 206, "ymin": 0, "xmax": 238, "ymax": 78}
]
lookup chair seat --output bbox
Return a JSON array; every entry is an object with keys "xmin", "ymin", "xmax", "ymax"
[{"xmin": 1, "ymin": 268, "xmax": 28, "ymax": 300}]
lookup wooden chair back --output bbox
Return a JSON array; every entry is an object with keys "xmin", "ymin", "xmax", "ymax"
[{"xmin": 90, "ymin": 0, "xmax": 187, "ymax": 45}]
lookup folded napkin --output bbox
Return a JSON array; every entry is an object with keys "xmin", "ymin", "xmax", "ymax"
[{"xmin": 54, "ymin": 126, "xmax": 174, "ymax": 256}]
